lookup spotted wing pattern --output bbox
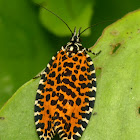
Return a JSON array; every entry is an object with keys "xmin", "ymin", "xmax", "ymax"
[{"xmin": 34, "ymin": 47, "xmax": 96, "ymax": 140}]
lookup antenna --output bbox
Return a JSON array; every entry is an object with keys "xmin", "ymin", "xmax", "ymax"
[
  {"xmin": 35, "ymin": 3, "xmax": 73, "ymax": 35},
  {"xmin": 79, "ymin": 19, "xmax": 116, "ymax": 36}
]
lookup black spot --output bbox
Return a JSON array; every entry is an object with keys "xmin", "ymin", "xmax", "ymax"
[
  {"xmin": 49, "ymin": 71, "xmax": 56, "ymax": 77},
  {"xmin": 76, "ymin": 65, "xmax": 80, "ymax": 69},
  {"xmin": 62, "ymin": 78, "xmax": 76, "ymax": 88},
  {"xmin": 79, "ymin": 92, "xmax": 84, "ymax": 96},
  {"xmin": 62, "ymin": 99, "xmax": 67, "ymax": 105},
  {"xmin": 79, "ymin": 83, "xmax": 87, "ymax": 89},
  {"xmin": 87, "ymin": 68, "xmax": 90, "ymax": 72},
  {"xmin": 52, "ymin": 91, "xmax": 56, "ymax": 97},
  {"xmin": 35, "ymin": 93, "xmax": 43, "ymax": 100},
  {"xmin": 67, "ymin": 123, "xmax": 71, "ymax": 132},
  {"xmin": 57, "ymin": 104, "xmax": 63, "ymax": 111},
  {"xmin": 46, "ymin": 94, "xmax": 50, "ymax": 101},
  {"xmin": 87, "ymin": 83, "xmax": 92, "ymax": 88},
  {"xmin": 53, "ymin": 63, "xmax": 57, "ymax": 68},
  {"xmin": 37, "ymin": 131, "xmax": 43, "ymax": 136},
  {"xmin": 79, "ymin": 74, "xmax": 86, "ymax": 81},
  {"xmin": 81, "ymin": 106, "xmax": 89, "ymax": 111},
  {"xmin": 48, "ymin": 133, "xmax": 51, "ymax": 137},
  {"xmin": 47, "ymin": 79, "xmax": 54, "ymax": 86},
  {"xmin": 51, "ymin": 100, "xmax": 57, "ymax": 106},
  {"xmin": 71, "ymin": 75, "xmax": 77, "ymax": 81},
  {"xmin": 58, "ymin": 67, "xmax": 61, "ymax": 71},
  {"xmin": 73, "ymin": 57, "xmax": 78, "ymax": 61},
  {"xmin": 65, "ymin": 115, "xmax": 70, "ymax": 120},
  {"xmin": 89, "ymin": 100, "xmax": 95, "ymax": 108},
  {"xmin": 79, "ymin": 59, "xmax": 82, "ymax": 63},
  {"xmin": 68, "ymin": 53, "xmax": 72, "ymax": 58},
  {"xmin": 62, "ymin": 55, "xmax": 67, "ymax": 61},
  {"xmin": 36, "ymin": 123, "xmax": 45, "ymax": 129},
  {"xmin": 43, "ymin": 77, "xmax": 47, "ymax": 82},
  {"xmin": 59, "ymin": 94, "xmax": 64, "ymax": 101},
  {"xmin": 46, "ymin": 110, "xmax": 49, "ymax": 114},
  {"xmin": 78, "ymin": 53, "xmax": 82, "ymax": 56},
  {"xmin": 85, "ymin": 91, "xmax": 96, "ymax": 97},
  {"xmin": 81, "ymin": 121, "xmax": 88, "ymax": 128},
  {"xmin": 54, "ymin": 121, "xmax": 61, "ymax": 127},
  {"xmin": 66, "ymin": 88, "xmax": 72, "ymax": 96},
  {"xmin": 89, "ymin": 64, "xmax": 94, "ymax": 71},
  {"xmin": 56, "ymin": 74, "xmax": 61, "ymax": 84},
  {"xmin": 87, "ymin": 74, "xmax": 92, "ymax": 80},
  {"xmin": 42, "ymin": 88, "xmax": 45, "ymax": 93},
  {"xmin": 63, "ymin": 68, "xmax": 72, "ymax": 76},
  {"xmin": 72, "ymin": 113, "xmax": 75, "ymax": 118},
  {"xmin": 71, "ymin": 92, "xmax": 76, "ymax": 98},
  {"xmin": 45, "ymin": 67, "xmax": 49, "ymax": 73},
  {"xmin": 54, "ymin": 112, "xmax": 59, "ymax": 118},
  {"xmin": 92, "ymin": 80, "xmax": 96, "ymax": 87},
  {"xmin": 35, "ymin": 105, "xmax": 44, "ymax": 112},
  {"xmin": 69, "ymin": 81, "xmax": 76, "ymax": 88},
  {"xmin": 81, "ymin": 66, "xmax": 86, "ymax": 71},
  {"xmin": 74, "ymin": 70, "xmax": 78, "ymax": 74},
  {"xmin": 56, "ymin": 86, "xmax": 60, "ymax": 91},
  {"xmin": 73, "ymin": 126, "xmax": 78, "ymax": 133},
  {"xmin": 63, "ymin": 62, "xmax": 73, "ymax": 68},
  {"xmin": 64, "ymin": 123, "xmax": 68, "ymax": 129},
  {"xmin": 79, "ymin": 112, "xmax": 91, "ymax": 120},
  {"xmin": 68, "ymin": 100, "xmax": 74, "ymax": 106},
  {"xmin": 53, "ymin": 112, "xmax": 59, "ymax": 120},
  {"xmin": 73, "ymin": 135, "xmax": 79, "ymax": 139},
  {"xmin": 84, "ymin": 60, "xmax": 87, "ymax": 64},
  {"xmin": 85, "ymin": 98, "xmax": 89, "ymax": 102},
  {"xmin": 41, "ymin": 74, "xmax": 45, "ymax": 79},
  {"xmin": 91, "ymin": 73, "xmax": 96, "ymax": 78},
  {"xmin": 44, "ymin": 129, "xmax": 47, "ymax": 136},
  {"xmin": 62, "ymin": 118, "xmax": 66, "ymax": 124},
  {"xmin": 62, "ymin": 78, "xmax": 70, "ymax": 84},
  {"xmin": 49, "ymin": 59, "xmax": 53, "ymax": 65},
  {"xmin": 38, "ymin": 84, "xmax": 45, "ymax": 90},
  {"xmin": 59, "ymin": 62, "xmax": 61, "ymax": 65},
  {"xmin": 77, "ymin": 127, "xmax": 83, "ymax": 135},
  {"xmin": 61, "ymin": 85, "xmax": 68, "ymax": 92},
  {"xmin": 76, "ymin": 87, "xmax": 80, "ymax": 92},
  {"xmin": 76, "ymin": 98, "xmax": 81, "ymax": 106},
  {"xmin": 63, "ymin": 108, "xmax": 67, "ymax": 113},
  {"xmin": 61, "ymin": 51, "xmax": 65, "ymax": 55},
  {"xmin": 68, "ymin": 132, "xmax": 72, "ymax": 139},
  {"xmin": 87, "ymin": 57, "xmax": 91, "ymax": 62},
  {"xmin": 78, "ymin": 119, "xmax": 82, "ymax": 124},
  {"xmin": 38, "ymin": 100, "xmax": 44, "ymax": 106},
  {"xmin": 47, "ymin": 121, "xmax": 51, "ymax": 130},
  {"xmin": 35, "ymin": 114, "xmax": 43, "ymax": 121},
  {"xmin": 46, "ymin": 88, "xmax": 53, "ymax": 92}
]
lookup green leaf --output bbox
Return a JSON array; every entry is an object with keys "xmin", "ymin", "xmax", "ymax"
[
  {"xmin": 0, "ymin": 10, "xmax": 140, "ymax": 140},
  {"xmin": 0, "ymin": 0, "xmax": 55, "ymax": 108},
  {"xmin": 36, "ymin": 0, "xmax": 94, "ymax": 36}
]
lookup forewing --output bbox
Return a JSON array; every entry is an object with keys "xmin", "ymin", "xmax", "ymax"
[
  {"xmin": 53, "ymin": 51, "xmax": 96, "ymax": 140},
  {"xmin": 34, "ymin": 50, "xmax": 65, "ymax": 140}
]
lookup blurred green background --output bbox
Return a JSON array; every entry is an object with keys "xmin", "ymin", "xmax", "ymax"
[{"xmin": 0, "ymin": 0, "xmax": 139, "ymax": 109}]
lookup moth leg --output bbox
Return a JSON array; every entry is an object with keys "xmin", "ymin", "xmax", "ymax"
[{"xmin": 86, "ymin": 48, "xmax": 101, "ymax": 56}]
